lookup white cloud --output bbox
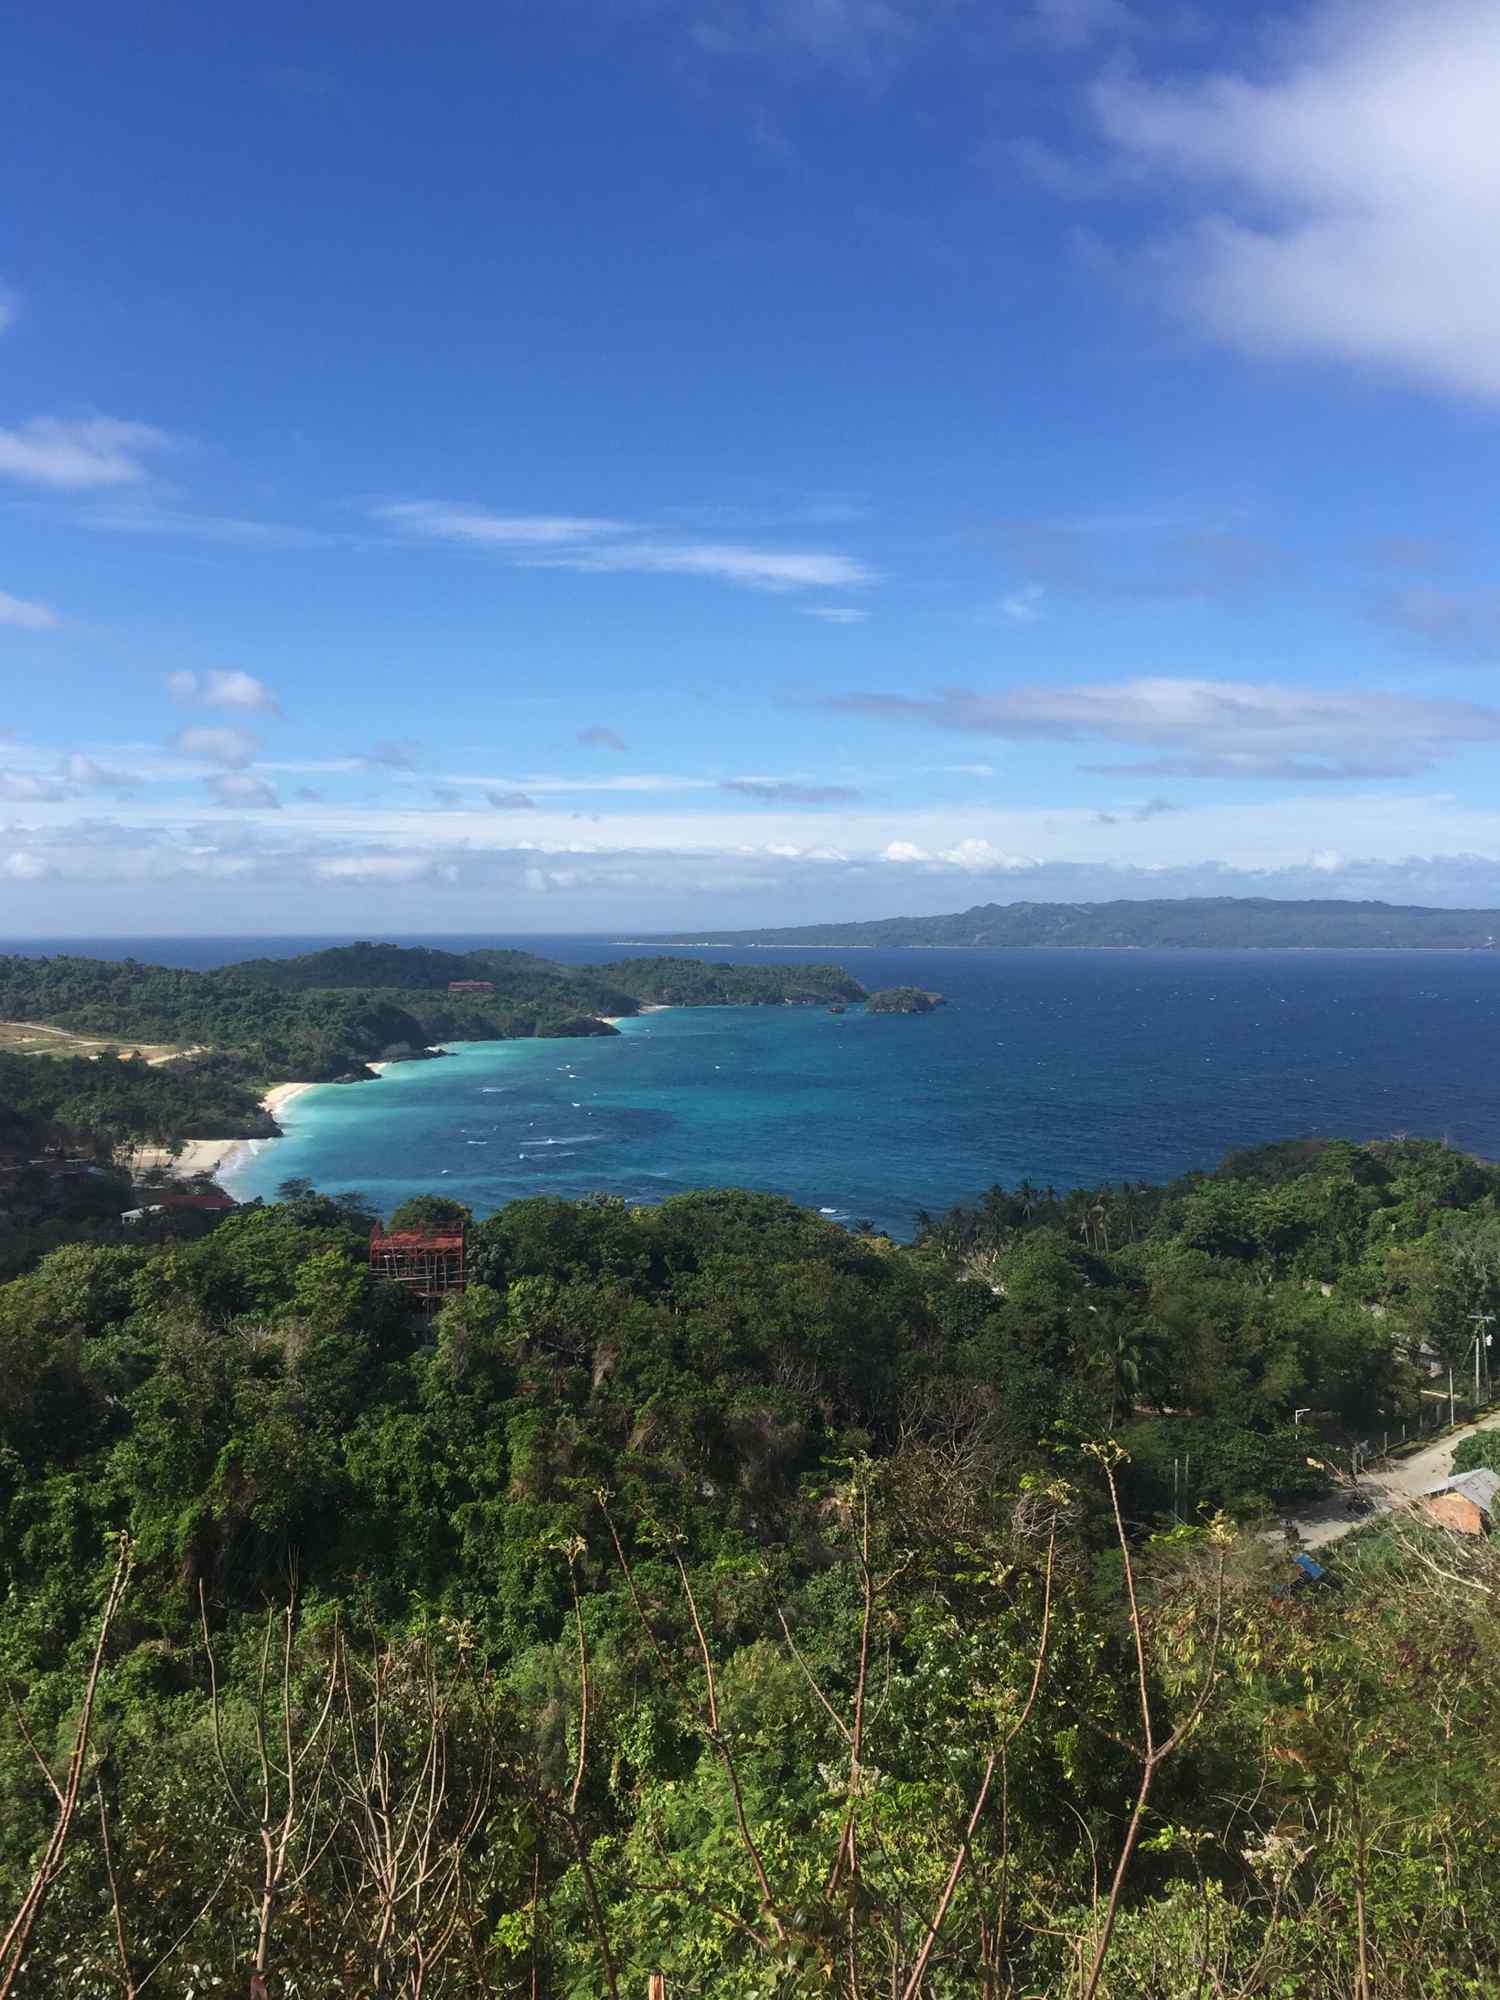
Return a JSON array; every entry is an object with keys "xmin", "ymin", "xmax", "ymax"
[
  {"xmin": 0, "ymin": 590, "xmax": 59, "ymax": 631},
  {"xmin": 723, "ymin": 778, "xmax": 863, "ymax": 803},
  {"xmin": 0, "ymin": 772, "xmax": 65, "ymax": 802},
  {"xmin": 1094, "ymin": 0, "xmax": 1500, "ymax": 400},
  {"xmin": 534, "ymin": 539, "xmax": 874, "ymax": 591},
  {"xmin": 0, "ymin": 416, "xmax": 173, "ymax": 488},
  {"xmin": 205, "ymin": 772, "xmax": 280, "ymax": 809},
  {"xmin": 1000, "ymin": 584, "xmax": 1046, "ymax": 624},
  {"xmin": 424, "ymin": 771, "xmax": 717, "ymax": 795},
  {"xmin": 883, "ymin": 837, "xmax": 1037, "ymax": 870},
  {"xmin": 167, "ymin": 669, "xmax": 280, "ymax": 713},
  {"xmin": 171, "ymin": 726, "xmax": 259, "ymax": 768},
  {"xmin": 381, "ymin": 501, "xmax": 873, "ymax": 593},
  {"xmin": 61, "ymin": 754, "xmax": 138, "ymax": 790},
  {"xmin": 4, "ymin": 850, "xmax": 49, "ymax": 881},
  {"xmin": 379, "ymin": 502, "xmax": 633, "ymax": 544},
  {"xmin": 805, "ymin": 605, "xmax": 869, "ymax": 624},
  {"xmin": 359, "ymin": 740, "xmax": 422, "ymax": 770},
  {"xmin": 836, "ymin": 675, "xmax": 1500, "ymax": 778},
  {"xmin": 317, "ymin": 853, "xmax": 457, "ymax": 883}
]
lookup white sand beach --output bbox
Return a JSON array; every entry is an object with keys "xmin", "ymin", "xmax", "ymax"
[
  {"xmin": 263, "ymin": 1081, "xmax": 318, "ymax": 1116},
  {"xmin": 126, "ymin": 1080, "xmax": 318, "ymax": 1181},
  {"xmin": 126, "ymin": 1135, "xmax": 250, "ymax": 1177}
]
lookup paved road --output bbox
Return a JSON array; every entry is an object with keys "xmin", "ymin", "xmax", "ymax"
[{"xmin": 1293, "ymin": 1408, "xmax": 1500, "ymax": 1550}]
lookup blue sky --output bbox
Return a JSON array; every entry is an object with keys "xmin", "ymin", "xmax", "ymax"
[{"xmin": 7, "ymin": 0, "xmax": 1500, "ymax": 933}]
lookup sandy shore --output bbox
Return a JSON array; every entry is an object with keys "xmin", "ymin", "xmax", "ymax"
[
  {"xmin": 128, "ymin": 1135, "xmax": 249, "ymax": 1176},
  {"xmin": 263, "ymin": 1081, "xmax": 318, "ymax": 1116},
  {"xmin": 126, "ymin": 1080, "xmax": 318, "ymax": 1180}
]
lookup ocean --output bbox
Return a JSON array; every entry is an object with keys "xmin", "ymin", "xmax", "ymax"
[{"xmin": 10, "ymin": 933, "xmax": 1495, "ymax": 1238}]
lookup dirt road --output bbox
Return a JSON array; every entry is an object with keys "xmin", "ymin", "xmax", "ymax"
[{"xmin": 1295, "ymin": 1408, "xmax": 1500, "ymax": 1549}]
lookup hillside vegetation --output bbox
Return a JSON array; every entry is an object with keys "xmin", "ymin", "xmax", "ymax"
[
  {"xmin": 0, "ymin": 947, "xmax": 866, "ymax": 1109},
  {"xmin": 2, "ymin": 1136, "xmax": 1499, "ymax": 1993},
  {"xmin": 658, "ymin": 893, "xmax": 1500, "ymax": 950}
]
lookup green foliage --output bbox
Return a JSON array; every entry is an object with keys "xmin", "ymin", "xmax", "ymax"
[
  {"xmin": 865, "ymin": 985, "xmax": 944, "ymax": 1013},
  {"xmin": 1451, "ymin": 1428, "xmax": 1500, "ymax": 1475},
  {"xmin": 4, "ymin": 1140, "xmax": 1500, "ymax": 1994},
  {"xmin": 386, "ymin": 1193, "xmax": 474, "ymax": 1233}
]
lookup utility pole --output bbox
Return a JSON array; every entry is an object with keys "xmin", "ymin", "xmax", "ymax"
[{"xmin": 1470, "ymin": 1313, "xmax": 1495, "ymax": 1406}]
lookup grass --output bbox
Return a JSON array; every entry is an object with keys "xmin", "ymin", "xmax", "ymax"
[{"xmin": 0, "ymin": 1020, "xmax": 195, "ymax": 1063}]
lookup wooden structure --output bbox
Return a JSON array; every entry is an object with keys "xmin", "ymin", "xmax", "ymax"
[{"xmin": 369, "ymin": 1225, "xmax": 466, "ymax": 1304}]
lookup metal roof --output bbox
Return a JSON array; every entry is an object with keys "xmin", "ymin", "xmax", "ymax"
[{"xmin": 1426, "ymin": 1466, "xmax": 1500, "ymax": 1514}]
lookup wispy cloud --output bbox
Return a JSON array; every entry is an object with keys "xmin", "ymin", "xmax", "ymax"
[
  {"xmin": 1000, "ymin": 583, "xmax": 1046, "ymax": 624},
  {"xmin": 0, "ymin": 771, "xmax": 65, "ymax": 802},
  {"xmin": 426, "ymin": 770, "xmax": 714, "ymax": 796},
  {"xmin": 1374, "ymin": 586, "xmax": 1500, "ymax": 661},
  {"xmin": 0, "ymin": 417, "xmax": 173, "ymax": 489},
  {"xmin": 1093, "ymin": 0, "xmax": 1500, "ymax": 401},
  {"xmin": 171, "ymin": 726, "xmax": 260, "ymax": 769},
  {"xmin": 378, "ymin": 501, "xmax": 634, "ymax": 545},
  {"xmin": 61, "ymin": 753, "xmax": 139, "ymax": 791},
  {"xmin": 805, "ymin": 605, "xmax": 868, "ymax": 624},
  {"xmin": 1363, "ymin": 534, "xmax": 1452, "ymax": 574},
  {"xmin": 0, "ymin": 590, "xmax": 59, "ymax": 631},
  {"xmin": 688, "ymin": 0, "xmax": 921, "ymax": 86},
  {"xmin": 0, "ymin": 283, "xmax": 18, "ymax": 335},
  {"xmin": 206, "ymin": 772, "xmax": 280, "ymax": 809},
  {"xmin": 359, "ymin": 740, "xmax": 422, "ymax": 770},
  {"xmin": 1021, "ymin": 0, "xmax": 1138, "ymax": 49},
  {"xmin": 999, "ymin": 519, "xmax": 1282, "ymax": 599},
  {"xmin": 381, "ymin": 500, "xmax": 873, "ymax": 594},
  {"xmin": 167, "ymin": 669, "xmax": 281, "ymax": 713},
  {"xmin": 722, "ymin": 778, "xmax": 863, "ymax": 803},
  {"xmin": 1095, "ymin": 795, "xmax": 1181, "ymax": 825},
  {"xmin": 577, "ymin": 726, "xmax": 628, "ymax": 752},
  {"xmin": 532, "ymin": 539, "xmax": 874, "ymax": 591},
  {"xmin": 486, "ymin": 789, "xmax": 537, "ymax": 809},
  {"xmin": 834, "ymin": 676, "xmax": 1500, "ymax": 778}
]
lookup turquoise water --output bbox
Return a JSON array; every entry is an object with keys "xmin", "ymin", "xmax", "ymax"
[{"xmin": 218, "ymin": 945, "xmax": 1500, "ymax": 1237}]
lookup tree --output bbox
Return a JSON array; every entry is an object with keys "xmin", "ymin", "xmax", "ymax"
[{"xmin": 386, "ymin": 1196, "xmax": 473, "ymax": 1235}]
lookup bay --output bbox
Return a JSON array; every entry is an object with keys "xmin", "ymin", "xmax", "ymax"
[
  {"xmin": 9, "ymin": 934, "xmax": 1497, "ymax": 1237},
  {"xmin": 196, "ymin": 940, "xmax": 1500, "ymax": 1237}
]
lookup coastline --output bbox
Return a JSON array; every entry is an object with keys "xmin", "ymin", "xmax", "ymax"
[
  {"xmin": 264, "ymin": 1080, "xmax": 319, "ymax": 1115},
  {"xmin": 132, "ymin": 1078, "xmax": 320, "ymax": 1183},
  {"xmin": 171, "ymin": 1019, "xmax": 675, "ymax": 1194}
]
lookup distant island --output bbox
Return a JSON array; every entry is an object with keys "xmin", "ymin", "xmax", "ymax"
[
  {"xmin": 866, "ymin": 986, "xmax": 945, "ymax": 1014},
  {"xmin": 648, "ymin": 895, "xmax": 1500, "ymax": 951}
]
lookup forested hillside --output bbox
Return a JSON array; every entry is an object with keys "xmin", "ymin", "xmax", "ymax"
[
  {"xmin": 3, "ymin": 1137, "xmax": 1499, "ymax": 1994},
  {"xmin": 0, "ymin": 947, "xmax": 867, "ymax": 1100}
]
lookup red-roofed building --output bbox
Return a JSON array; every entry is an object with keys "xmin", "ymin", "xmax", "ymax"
[
  {"xmin": 369, "ymin": 1225, "xmax": 466, "ymax": 1302},
  {"xmin": 158, "ymin": 1187, "xmax": 237, "ymax": 1213}
]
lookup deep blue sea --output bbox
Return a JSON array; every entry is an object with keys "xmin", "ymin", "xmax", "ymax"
[{"xmin": 9, "ymin": 934, "xmax": 1500, "ymax": 1238}]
